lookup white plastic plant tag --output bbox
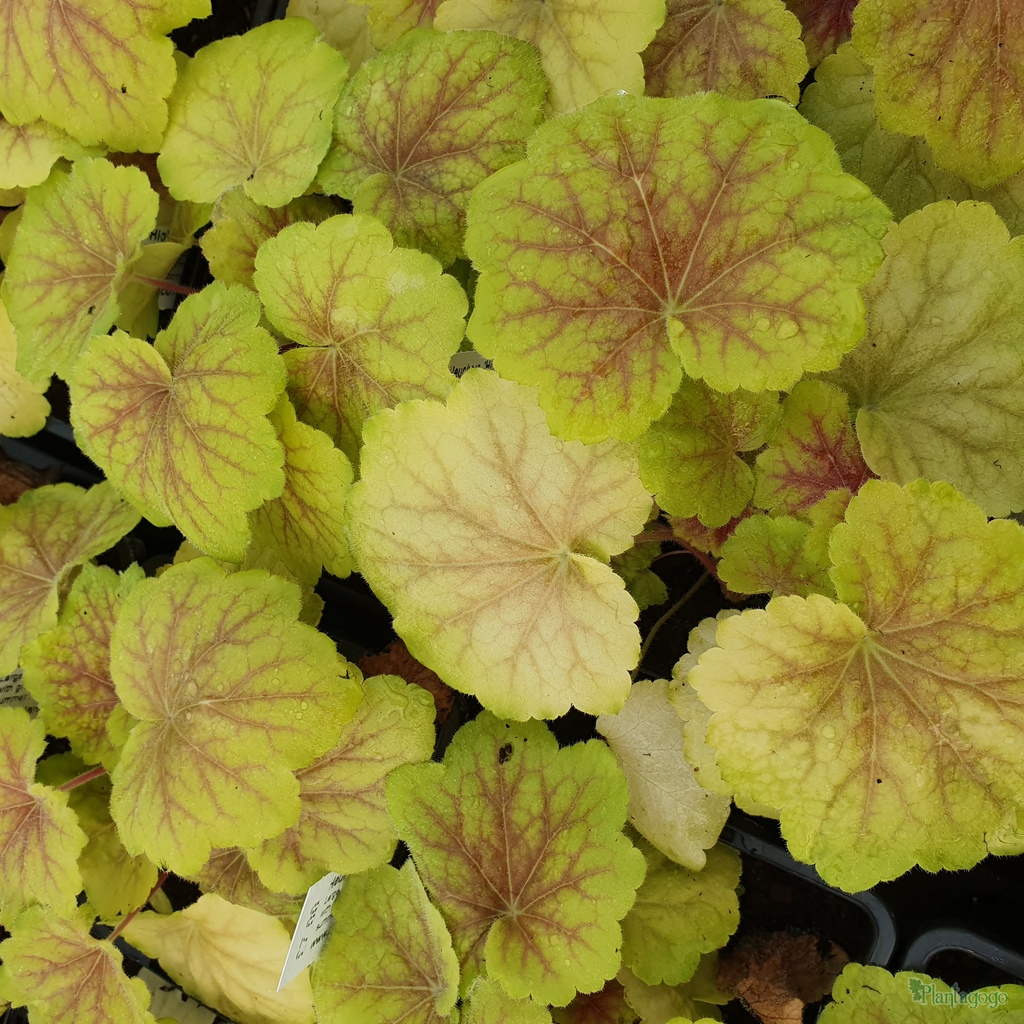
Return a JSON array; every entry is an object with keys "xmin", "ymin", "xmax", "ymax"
[
  {"xmin": 449, "ymin": 351, "xmax": 493, "ymax": 377},
  {"xmin": 277, "ymin": 871, "xmax": 345, "ymax": 991},
  {"xmin": 0, "ymin": 669, "xmax": 38, "ymax": 713}
]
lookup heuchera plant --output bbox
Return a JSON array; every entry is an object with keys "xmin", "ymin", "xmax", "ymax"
[{"xmin": 1, "ymin": 1, "xmax": 1024, "ymax": 1022}]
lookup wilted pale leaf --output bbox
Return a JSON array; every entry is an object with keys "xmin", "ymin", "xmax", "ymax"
[
  {"xmin": 347, "ymin": 370, "xmax": 651, "ymax": 720},
  {"xmin": 288, "ymin": 0, "xmax": 377, "ymax": 68}
]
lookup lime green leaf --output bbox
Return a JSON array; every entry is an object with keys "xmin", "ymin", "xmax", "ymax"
[
  {"xmin": 288, "ymin": 0, "xmax": 377, "ymax": 69},
  {"xmin": 248, "ymin": 674, "xmax": 435, "ymax": 893},
  {"xmin": 201, "ymin": 189, "xmax": 339, "ymax": 290},
  {"xmin": 596, "ymin": 679, "xmax": 731, "ymax": 870},
  {"xmin": 785, "ymin": 0, "xmax": 856, "ymax": 66},
  {"xmin": 313, "ymin": 861, "xmax": 459, "ymax": 1024},
  {"xmin": 365, "ymin": 0, "xmax": 439, "ymax": 47},
  {"xmin": 799, "ymin": 43, "xmax": 1024, "ymax": 233},
  {"xmin": 115, "ymin": 240, "xmax": 188, "ymax": 342},
  {"xmin": 550, "ymin": 980, "xmax": 637, "ymax": 1024},
  {"xmin": 347, "ymin": 370, "xmax": 652, "ymax": 720},
  {"xmin": 0, "ymin": 297, "xmax": 48, "ymax": 437},
  {"xmin": 249, "ymin": 398, "xmax": 354, "ymax": 586},
  {"xmin": 611, "ymin": 540, "xmax": 669, "ymax": 612},
  {"xmin": 434, "ymin": 0, "xmax": 664, "ymax": 114},
  {"xmin": 618, "ymin": 962, "xmax": 725, "ymax": 1024},
  {"xmin": 2, "ymin": 158, "xmax": 158, "ymax": 383},
  {"xmin": 827, "ymin": 201, "xmax": 1024, "ymax": 517},
  {"xmin": 188, "ymin": 848, "xmax": 304, "ymax": 921},
  {"xmin": 0, "ymin": 482, "xmax": 140, "ymax": 676},
  {"xmin": 254, "ymin": 213, "xmax": 466, "ymax": 465},
  {"xmin": 620, "ymin": 840, "xmax": 741, "ymax": 987},
  {"xmin": 853, "ymin": 0, "xmax": 1024, "ymax": 187},
  {"xmin": 123, "ymin": 894, "xmax": 314, "ymax": 1024},
  {"xmin": 71, "ymin": 282, "xmax": 286, "ymax": 561},
  {"xmin": 109, "ymin": 558, "xmax": 362, "ymax": 876},
  {"xmin": 0, "ymin": 906, "xmax": 156, "ymax": 1024},
  {"xmin": 643, "ymin": 0, "xmax": 807, "ymax": 103},
  {"xmin": 464, "ymin": 978, "xmax": 553, "ymax": 1024},
  {"xmin": 0, "ymin": 0, "xmax": 209, "ymax": 151},
  {"xmin": 21, "ymin": 563, "xmax": 144, "ymax": 769},
  {"xmin": 388, "ymin": 713, "xmax": 646, "ymax": 1004},
  {"xmin": 158, "ymin": 19, "xmax": 348, "ymax": 206},
  {"xmin": 319, "ymin": 29, "xmax": 545, "ymax": 266},
  {"xmin": 692, "ymin": 479, "xmax": 1024, "ymax": 891},
  {"xmin": 466, "ymin": 93, "xmax": 890, "ymax": 441},
  {"xmin": 0, "ymin": 710, "xmax": 86, "ymax": 920},
  {"xmin": 754, "ymin": 379, "xmax": 870, "ymax": 516},
  {"xmin": 0, "ymin": 117, "xmax": 96, "ymax": 190},
  {"xmin": 718, "ymin": 514, "xmax": 832, "ymax": 596},
  {"xmin": 639, "ymin": 379, "xmax": 780, "ymax": 527}
]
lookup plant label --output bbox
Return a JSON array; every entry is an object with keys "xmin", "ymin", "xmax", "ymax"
[
  {"xmin": 0, "ymin": 669, "xmax": 38, "ymax": 713},
  {"xmin": 277, "ymin": 871, "xmax": 346, "ymax": 990}
]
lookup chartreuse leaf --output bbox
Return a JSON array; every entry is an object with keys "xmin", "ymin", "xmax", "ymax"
[
  {"xmin": 364, "ymin": 0, "xmax": 439, "ymax": 47},
  {"xmin": 643, "ymin": 0, "xmax": 807, "ymax": 103},
  {"xmin": 312, "ymin": 861, "xmax": 459, "ymax": 1024},
  {"xmin": 108, "ymin": 558, "xmax": 362, "ymax": 876},
  {"xmin": 464, "ymin": 978, "xmax": 553, "ymax": 1024},
  {"xmin": 0, "ymin": 906, "xmax": 156, "ymax": 1024},
  {"xmin": 434, "ymin": 0, "xmax": 664, "ymax": 114},
  {"xmin": 819, "ymin": 964, "xmax": 1022, "ymax": 1021},
  {"xmin": 387, "ymin": 713, "xmax": 646, "ymax": 1004},
  {"xmin": 618, "ymin": 957, "xmax": 727, "ymax": 1024},
  {"xmin": 0, "ymin": 482, "xmax": 139, "ymax": 676},
  {"xmin": 596, "ymin": 680, "xmax": 731, "ymax": 871},
  {"xmin": 158, "ymin": 19, "xmax": 348, "ymax": 206},
  {"xmin": 0, "ymin": 0, "xmax": 209, "ymax": 151},
  {"xmin": 347, "ymin": 370, "xmax": 652, "ymax": 720},
  {"xmin": 718, "ymin": 514, "xmax": 832, "ymax": 597},
  {"xmin": 1, "ymin": 158, "xmax": 158, "ymax": 383},
  {"xmin": 639, "ymin": 379, "xmax": 780, "ymax": 527},
  {"xmin": 71, "ymin": 283, "xmax": 286, "ymax": 562},
  {"xmin": 0, "ymin": 710, "xmax": 86, "ymax": 921},
  {"xmin": 0, "ymin": 117, "xmax": 96, "ymax": 189},
  {"xmin": 853, "ymin": 0, "xmax": 1024, "ymax": 188},
  {"xmin": 254, "ymin": 214, "xmax": 466, "ymax": 465},
  {"xmin": 550, "ymin": 981, "xmax": 636, "ymax": 1024},
  {"xmin": 123, "ymin": 894, "xmax": 314, "ymax": 1024},
  {"xmin": 692, "ymin": 479, "xmax": 1024, "ymax": 891},
  {"xmin": 754, "ymin": 380, "xmax": 870, "ymax": 516},
  {"xmin": 249, "ymin": 397, "xmax": 354, "ymax": 586},
  {"xmin": 466, "ymin": 93, "xmax": 890, "ymax": 442},
  {"xmin": 248, "ymin": 674, "xmax": 435, "ymax": 893},
  {"xmin": 288, "ymin": 0, "xmax": 376, "ymax": 69},
  {"xmin": 786, "ymin": 0, "xmax": 856, "ymax": 66},
  {"xmin": 800, "ymin": 44, "xmax": 1024, "ymax": 234},
  {"xmin": 620, "ymin": 838, "xmax": 740, "ymax": 987},
  {"xmin": 827, "ymin": 201, "xmax": 1024, "ymax": 518},
  {"xmin": 201, "ymin": 189, "xmax": 338, "ymax": 290},
  {"xmin": 189, "ymin": 848, "xmax": 304, "ymax": 920},
  {"xmin": 20, "ymin": 563, "xmax": 144, "ymax": 769},
  {"xmin": 0, "ymin": 298, "xmax": 48, "ymax": 437},
  {"xmin": 319, "ymin": 29, "xmax": 545, "ymax": 266},
  {"xmin": 611, "ymin": 538, "xmax": 669, "ymax": 612}
]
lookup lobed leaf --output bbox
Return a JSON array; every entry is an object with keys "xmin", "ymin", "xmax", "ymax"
[
  {"xmin": 643, "ymin": 0, "xmax": 807, "ymax": 103},
  {"xmin": 785, "ymin": 0, "xmax": 857, "ymax": 66},
  {"xmin": 550, "ymin": 980, "xmax": 637, "ymax": 1024},
  {"xmin": 0, "ymin": 481, "xmax": 139, "ymax": 676},
  {"xmin": 0, "ymin": 710, "xmax": 86, "ymax": 921},
  {"xmin": 287, "ymin": 0, "xmax": 377, "ymax": 69},
  {"xmin": 364, "ymin": 0, "xmax": 440, "ymax": 47},
  {"xmin": 108, "ymin": 558, "xmax": 362, "ymax": 876},
  {"xmin": 319, "ymin": 29, "xmax": 546, "ymax": 265},
  {"xmin": 0, "ymin": 0, "xmax": 209, "ymax": 151},
  {"xmin": 434, "ymin": 0, "xmax": 665, "ymax": 114},
  {"xmin": 1, "ymin": 158, "xmax": 158, "ymax": 383},
  {"xmin": 466, "ymin": 93, "xmax": 890, "ymax": 441},
  {"xmin": 312, "ymin": 861, "xmax": 459, "ymax": 1024},
  {"xmin": 0, "ymin": 116, "xmax": 95, "ymax": 190},
  {"xmin": 692, "ymin": 480, "xmax": 1024, "ymax": 891},
  {"xmin": 248, "ymin": 674, "xmax": 435, "ymax": 893},
  {"xmin": 71, "ymin": 283, "xmax": 286, "ymax": 562},
  {"xmin": 158, "ymin": 18, "xmax": 348, "ymax": 206},
  {"xmin": 254, "ymin": 213, "xmax": 466, "ymax": 466},
  {"xmin": 718, "ymin": 514, "xmax": 833, "ymax": 597},
  {"xmin": 853, "ymin": 0, "xmax": 1024, "ymax": 187},
  {"xmin": 0, "ymin": 298, "xmax": 48, "ymax": 438},
  {"xmin": 0, "ymin": 906, "xmax": 156, "ymax": 1024},
  {"xmin": 188, "ymin": 847, "xmax": 304, "ymax": 921},
  {"xmin": 387, "ymin": 713, "xmax": 646, "ymax": 1004},
  {"xmin": 347, "ymin": 369, "xmax": 652, "ymax": 720},
  {"xmin": 826, "ymin": 201, "xmax": 1024, "ymax": 517},
  {"xmin": 463, "ymin": 978, "xmax": 553, "ymax": 1024}
]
